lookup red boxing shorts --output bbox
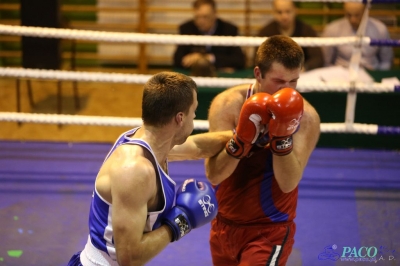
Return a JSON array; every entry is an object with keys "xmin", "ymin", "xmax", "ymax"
[{"xmin": 210, "ymin": 215, "xmax": 296, "ymax": 266}]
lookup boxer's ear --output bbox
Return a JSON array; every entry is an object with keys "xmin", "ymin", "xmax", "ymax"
[
  {"xmin": 175, "ymin": 112, "xmax": 183, "ymax": 125},
  {"xmin": 254, "ymin": 67, "xmax": 262, "ymax": 83}
]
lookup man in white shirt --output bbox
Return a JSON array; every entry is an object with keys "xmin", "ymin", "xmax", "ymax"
[{"xmin": 322, "ymin": 2, "xmax": 393, "ymax": 70}]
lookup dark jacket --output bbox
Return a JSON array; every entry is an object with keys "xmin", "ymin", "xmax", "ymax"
[
  {"xmin": 173, "ymin": 18, "xmax": 246, "ymax": 70},
  {"xmin": 257, "ymin": 19, "xmax": 324, "ymax": 71}
]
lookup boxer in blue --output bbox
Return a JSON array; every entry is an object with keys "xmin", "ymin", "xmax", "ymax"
[{"xmin": 67, "ymin": 72, "xmax": 231, "ymax": 266}]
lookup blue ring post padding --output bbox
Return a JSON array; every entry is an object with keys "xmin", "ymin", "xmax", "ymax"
[
  {"xmin": 395, "ymin": 86, "xmax": 400, "ymax": 93},
  {"xmin": 369, "ymin": 39, "xmax": 400, "ymax": 47},
  {"xmin": 377, "ymin": 126, "xmax": 400, "ymax": 135}
]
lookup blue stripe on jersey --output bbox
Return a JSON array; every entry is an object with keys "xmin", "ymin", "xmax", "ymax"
[
  {"xmin": 260, "ymin": 157, "xmax": 289, "ymax": 222},
  {"xmin": 246, "ymin": 84, "xmax": 253, "ymax": 100},
  {"xmin": 89, "ymin": 191, "xmax": 112, "ymax": 251}
]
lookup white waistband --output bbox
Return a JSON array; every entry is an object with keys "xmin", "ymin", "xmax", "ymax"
[{"xmin": 80, "ymin": 236, "xmax": 119, "ymax": 266}]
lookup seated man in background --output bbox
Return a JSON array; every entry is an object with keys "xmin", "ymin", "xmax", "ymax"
[
  {"xmin": 322, "ymin": 2, "xmax": 393, "ymax": 70},
  {"xmin": 173, "ymin": 0, "xmax": 246, "ymax": 76},
  {"xmin": 256, "ymin": 0, "xmax": 324, "ymax": 72}
]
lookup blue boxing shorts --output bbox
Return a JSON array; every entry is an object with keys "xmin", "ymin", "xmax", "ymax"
[{"xmin": 67, "ymin": 251, "xmax": 83, "ymax": 266}]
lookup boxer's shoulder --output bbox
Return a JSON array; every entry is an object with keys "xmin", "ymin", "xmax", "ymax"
[{"xmin": 210, "ymin": 85, "xmax": 248, "ymax": 112}]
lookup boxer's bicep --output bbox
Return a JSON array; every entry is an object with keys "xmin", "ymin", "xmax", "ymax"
[{"xmin": 111, "ymin": 158, "xmax": 155, "ymax": 264}]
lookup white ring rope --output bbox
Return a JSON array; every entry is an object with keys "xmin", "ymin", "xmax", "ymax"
[
  {"xmin": 0, "ymin": 112, "xmax": 211, "ymax": 131},
  {"xmin": 0, "ymin": 67, "xmax": 397, "ymax": 93},
  {"xmin": 0, "ymin": 24, "xmax": 368, "ymax": 47},
  {"xmin": 0, "ymin": 112, "xmax": 388, "ymax": 135}
]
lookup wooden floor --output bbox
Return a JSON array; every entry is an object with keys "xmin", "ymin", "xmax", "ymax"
[{"xmin": 0, "ymin": 67, "xmax": 172, "ymax": 143}]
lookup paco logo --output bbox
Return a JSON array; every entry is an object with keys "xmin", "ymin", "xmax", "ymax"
[
  {"xmin": 342, "ymin": 246, "xmax": 378, "ymax": 258},
  {"xmin": 318, "ymin": 244, "xmax": 396, "ymax": 263},
  {"xmin": 318, "ymin": 244, "xmax": 340, "ymax": 261}
]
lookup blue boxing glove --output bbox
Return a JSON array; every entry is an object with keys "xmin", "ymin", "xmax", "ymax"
[{"xmin": 162, "ymin": 178, "xmax": 218, "ymax": 242}]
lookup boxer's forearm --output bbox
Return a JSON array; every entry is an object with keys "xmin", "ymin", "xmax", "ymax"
[
  {"xmin": 168, "ymin": 130, "xmax": 232, "ymax": 161},
  {"xmin": 272, "ymin": 152, "xmax": 303, "ymax": 193},
  {"xmin": 116, "ymin": 226, "xmax": 172, "ymax": 266},
  {"xmin": 272, "ymin": 106, "xmax": 320, "ymax": 193},
  {"xmin": 205, "ymin": 149, "xmax": 240, "ymax": 186}
]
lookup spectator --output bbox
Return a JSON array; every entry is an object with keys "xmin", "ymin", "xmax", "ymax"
[
  {"xmin": 256, "ymin": 0, "xmax": 324, "ymax": 72},
  {"xmin": 322, "ymin": 2, "xmax": 393, "ymax": 70},
  {"xmin": 173, "ymin": 0, "xmax": 246, "ymax": 75}
]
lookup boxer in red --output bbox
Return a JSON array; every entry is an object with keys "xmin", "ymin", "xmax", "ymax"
[{"xmin": 205, "ymin": 35, "xmax": 321, "ymax": 266}]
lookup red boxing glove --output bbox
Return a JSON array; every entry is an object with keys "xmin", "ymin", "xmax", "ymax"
[
  {"xmin": 226, "ymin": 93, "xmax": 271, "ymax": 159},
  {"xmin": 267, "ymin": 88, "xmax": 303, "ymax": 156}
]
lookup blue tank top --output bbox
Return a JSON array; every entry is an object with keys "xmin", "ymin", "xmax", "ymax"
[{"xmin": 88, "ymin": 127, "xmax": 176, "ymax": 260}]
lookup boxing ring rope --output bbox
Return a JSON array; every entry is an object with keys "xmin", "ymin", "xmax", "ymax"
[
  {"xmin": 0, "ymin": 23, "xmax": 399, "ymax": 135},
  {"xmin": 0, "ymin": 67, "xmax": 398, "ymax": 93},
  {"xmin": 1, "ymin": 112, "xmax": 399, "ymax": 135},
  {"xmin": 1, "ymin": 24, "xmax": 399, "ymax": 47}
]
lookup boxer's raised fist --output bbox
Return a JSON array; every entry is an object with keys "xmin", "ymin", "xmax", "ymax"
[
  {"xmin": 267, "ymin": 88, "xmax": 303, "ymax": 156},
  {"xmin": 226, "ymin": 93, "xmax": 271, "ymax": 159}
]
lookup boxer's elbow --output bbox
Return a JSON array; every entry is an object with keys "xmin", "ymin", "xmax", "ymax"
[
  {"xmin": 207, "ymin": 175, "xmax": 222, "ymax": 187},
  {"xmin": 205, "ymin": 169, "xmax": 221, "ymax": 186},
  {"xmin": 276, "ymin": 178, "xmax": 300, "ymax": 193},
  {"xmin": 116, "ymin": 249, "xmax": 146, "ymax": 266},
  {"xmin": 117, "ymin": 255, "xmax": 142, "ymax": 266},
  {"xmin": 279, "ymin": 184, "xmax": 297, "ymax": 194}
]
